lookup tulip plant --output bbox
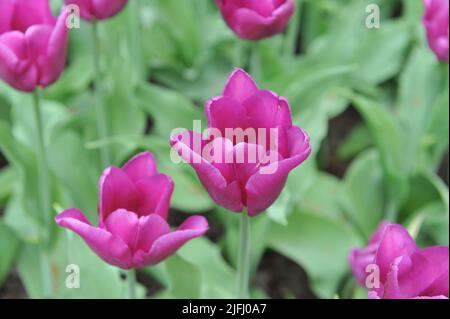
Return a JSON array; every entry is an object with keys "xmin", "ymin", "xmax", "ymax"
[{"xmin": 0, "ymin": 0, "xmax": 448, "ymax": 300}]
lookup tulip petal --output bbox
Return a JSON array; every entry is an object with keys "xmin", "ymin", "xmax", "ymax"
[
  {"xmin": 55, "ymin": 208, "xmax": 132, "ymax": 269},
  {"xmin": 348, "ymin": 243, "xmax": 379, "ymax": 287},
  {"xmin": 98, "ymin": 166, "xmax": 140, "ymax": 223},
  {"xmin": 103, "ymin": 209, "xmax": 139, "ymax": 249},
  {"xmin": 134, "ymin": 174, "xmax": 174, "ymax": 219},
  {"xmin": 374, "ymin": 224, "xmax": 418, "ymax": 283},
  {"xmin": 245, "ymin": 126, "xmax": 310, "ymax": 216},
  {"xmin": 12, "ymin": 0, "xmax": 55, "ymax": 32},
  {"xmin": 243, "ymin": 90, "xmax": 292, "ymax": 129},
  {"xmin": 92, "ymin": 0, "xmax": 129, "ymax": 20},
  {"xmin": 135, "ymin": 214, "xmax": 170, "ymax": 253},
  {"xmin": 122, "ymin": 151, "xmax": 158, "ymax": 182},
  {"xmin": 0, "ymin": 31, "xmax": 38, "ymax": 92},
  {"xmin": 0, "ymin": 0, "xmax": 14, "ymax": 34},
  {"xmin": 25, "ymin": 25, "xmax": 52, "ymax": 60},
  {"xmin": 392, "ymin": 246, "xmax": 449, "ymax": 298},
  {"xmin": 133, "ymin": 215, "xmax": 209, "ymax": 267},
  {"xmin": 231, "ymin": 8, "xmax": 276, "ymax": 40},
  {"xmin": 233, "ymin": 142, "xmax": 266, "ymax": 204},
  {"xmin": 170, "ymin": 130, "xmax": 243, "ymax": 212},
  {"xmin": 65, "ymin": 0, "xmax": 95, "ymax": 21},
  {"xmin": 39, "ymin": 7, "xmax": 69, "ymax": 87},
  {"xmin": 222, "ymin": 68, "xmax": 259, "ymax": 103},
  {"xmin": 205, "ymin": 96, "xmax": 249, "ymax": 136}
]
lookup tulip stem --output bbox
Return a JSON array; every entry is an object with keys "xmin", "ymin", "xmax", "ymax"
[
  {"xmin": 283, "ymin": 0, "xmax": 303, "ymax": 58},
  {"xmin": 91, "ymin": 20, "xmax": 111, "ymax": 168},
  {"xmin": 32, "ymin": 90, "xmax": 53, "ymax": 298},
  {"xmin": 128, "ymin": 269, "xmax": 137, "ymax": 299},
  {"xmin": 234, "ymin": 40, "xmax": 247, "ymax": 69},
  {"xmin": 130, "ymin": 0, "xmax": 144, "ymax": 80},
  {"xmin": 237, "ymin": 209, "xmax": 251, "ymax": 299}
]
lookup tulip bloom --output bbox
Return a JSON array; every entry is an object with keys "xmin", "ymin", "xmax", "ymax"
[
  {"xmin": 423, "ymin": 0, "xmax": 449, "ymax": 62},
  {"xmin": 215, "ymin": 0, "xmax": 295, "ymax": 40},
  {"xmin": 349, "ymin": 222, "xmax": 449, "ymax": 299},
  {"xmin": 0, "ymin": 0, "xmax": 69, "ymax": 92},
  {"xmin": 170, "ymin": 69, "xmax": 311, "ymax": 217},
  {"xmin": 64, "ymin": 0, "xmax": 129, "ymax": 21},
  {"xmin": 55, "ymin": 152, "xmax": 209, "ymax": 269},
  {"xmin": 348, "ymin": 221, "xmax": 391, "ymax": 286}
]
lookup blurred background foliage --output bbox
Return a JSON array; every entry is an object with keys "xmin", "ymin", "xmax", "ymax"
[{"xmin": 0, "ymin": 0, "xmax": 448, "ymax": 299}]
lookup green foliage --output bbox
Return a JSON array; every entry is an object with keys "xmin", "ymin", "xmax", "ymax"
[{"xmin": 0, "ymin": 0, "xmax": 447, "ymax": 299}]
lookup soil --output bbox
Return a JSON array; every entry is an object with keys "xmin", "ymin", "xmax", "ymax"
[{"xmin": 0, "ymin": 269, "xmax": 27, "ymax": 299}]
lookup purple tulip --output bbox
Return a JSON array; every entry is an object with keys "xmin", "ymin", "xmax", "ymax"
[
  {"xmin": 215, "ymin": 0, "xmax": 295, "ymax": 41},
  {"xmin": 64, "ymin": 0, "xmax": 129, "ymax": 21},
  {"xmin": 170, "ymin": 69, "xmax": 311, "ymax": 217},
  {"xmin": 0, "ymin": 0, "xmax": 69, "ymax": 92},
  {"xmin": 348, "ymin": 221, "xmax": 392, "ymax": 286},
  {"xmin": 55, "ymin": 152, "xmax": 209, "ymax": 269},
  {"xmin": 349, "ymin": 222, "xmax": 449, "ymax": 299},
  {"xmin": 423, "ymin": 0, "xmax": 449, "ymax": 62}
]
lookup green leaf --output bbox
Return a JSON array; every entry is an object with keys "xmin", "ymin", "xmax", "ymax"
[
  {"xmin": 398, "ymin": 46, "xmax": 447, "ymax": 172},
  {"xmin": 0, "ymin": 167, "xmax": 15, "ymax": 205},
  {"xmin": 177, "ymin": 237, "xmax": 236, "ymax": 298},
  {"xmin": 157, "ymin": 254, "xmax": 201, "ymax": 299},
  {"xmin": 136, "ymin": 83, "xmax": 202, "ymax": 139},
  {"xmin": 268, "ymin": 210, "xmax": 361, "ymax": 298},
  {"xmin": 342, "ymin": 150, "xmax": 384, "ymax": 238},
  {"xmin": 337, "ymin": 124, "xmax": 372, "ymax": 161},
  {"xmin": 0, "ymin": 222, "xmax": 21, "ymax": 286},
  {"xmin": 348, "ymin": 92, "xmax": 410, "ymax": 209}
]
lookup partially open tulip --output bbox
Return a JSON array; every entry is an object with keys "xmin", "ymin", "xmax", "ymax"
[
  {"xmin": 170, "ymin": 69, "xmax": 311, "ymax": 217},
  {"xmin": 0, "ymin": 0, "xmax": 69, "ymax": 92},
  {"xmin": 349, "ymin": 222, "xmax": 449, "ymax": 299},
  {"xmin": 64, "ymin": 0, "xmax": 129, "ymax": 21},
  {"xmin": 348, "ymin": 221, "xmax": 392, "ymax": 286},
  {"xmin": 423, "ymin": 0, "xmax": 449, "ymax": 62},
  {"xmin": 215, "ymin": 0, "xmax": 295, "ymax": 40},
  {"xmin": 55, "ymin": 152, "xmax": 209, "ymax": 269}
]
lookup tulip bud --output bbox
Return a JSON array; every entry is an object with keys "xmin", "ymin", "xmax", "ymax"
[
  {"xmin": 0, "ymin": 0, "xmax": 69, "ymax": 92},
  {"xmin": 423, "ymin": 0, "xmax": 449, "ymax": 62},
  {"xmin": 349, "ymin": 222, "xmax": 449, "ymax": 299},
  {"xmin": 215, "ymin": 0, "xmax": 295, "ymax": 40},
  {"xmin": 64, "ymin": 0, "xmax": 129, "ymax": 21}
]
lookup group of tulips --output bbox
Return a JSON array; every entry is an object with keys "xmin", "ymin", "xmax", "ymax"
[{"xmin": 0, "ymin": 0, "xmax": 448, "ymax": 299}]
